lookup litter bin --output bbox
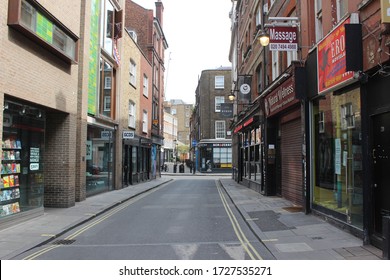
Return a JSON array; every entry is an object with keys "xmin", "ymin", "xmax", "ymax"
[
  {"xmin": 173, "ymin": 164, "xmax": 177, "ymax": 173},
  {"xmin": 179, "ymin": 164, "xmax": 184, "ymax": 173}
]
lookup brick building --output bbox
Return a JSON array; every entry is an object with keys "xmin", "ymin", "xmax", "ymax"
[
  {"xmin": 124, "ymin": 0, "xmax": 168, "ymax": 177},
  {"xmin": 230, "ymin": 0, "xmax": 390, "ymax": 251},
  {"xmin": 0, "ymin": 0, "xmax": 169, "ymax": 229},
  {"xmin": 1, "ymin": 0, "xmax": 84, "ymax": 227},
  {"xmin": 191, "ymin": 67, "xmax": 233, "ymax": 173}
]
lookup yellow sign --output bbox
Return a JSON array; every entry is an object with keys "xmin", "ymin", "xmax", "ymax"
[{"xmin": 381, "ymin": 0, "xmax": 390, "ymax": 23}]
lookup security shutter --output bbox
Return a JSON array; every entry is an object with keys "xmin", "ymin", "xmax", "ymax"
[{"xmin": 281, "ymin": 117, "xmax": 303, "ymax": 206}]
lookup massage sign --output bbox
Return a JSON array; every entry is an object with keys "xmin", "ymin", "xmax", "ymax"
[{"xmin": 268, "ymin": 26, "xmax": 298, "ymax": 51}]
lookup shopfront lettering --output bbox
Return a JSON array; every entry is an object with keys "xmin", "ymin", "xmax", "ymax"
[
  {"xmin": 265, "ymin": 79, "xmax": 298, "ymax": 117},
  {"xmin": 269, "ymin": 28, "xmax": 297, "ymax": 43}
]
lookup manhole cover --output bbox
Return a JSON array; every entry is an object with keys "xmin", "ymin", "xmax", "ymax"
[{"xmin": 52, "ymin": 239, "xmax": 76, "ymax": 245}]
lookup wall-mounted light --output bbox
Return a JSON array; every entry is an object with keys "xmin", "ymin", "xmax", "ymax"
[{"xmin": 229, "ymin": 91, "xmax": 236, "ymax": 101}]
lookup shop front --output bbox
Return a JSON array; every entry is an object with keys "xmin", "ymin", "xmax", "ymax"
[
  {"xmin": 1, "ymin": 98, "xmax": 45, "ymax": 226},
  {"xmin": 198, "ymin": 139, "xmax": 232, "ymax": 173},
  {"xmin": 234, "ymin": 115, "xmax": 264, "ymax": 193},
  {"xmin": 86, "ymin": 122, "xmax": 116, "ymax": 197},
  {"xmin": 122, "ymin": 133, "xmax": 151, "ymax": 186},
  {"xmin": 308, "ymin": 17, "xmax": 364, "ymax": 234},
  {"xmin": 263, "ymin": 76, "xmax": 303, "ymax": 205}
]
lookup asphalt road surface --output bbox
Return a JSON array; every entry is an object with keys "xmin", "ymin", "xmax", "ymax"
[{"xmin": 16, "ymin": 178, "xmax": 274, "ymax": 260}]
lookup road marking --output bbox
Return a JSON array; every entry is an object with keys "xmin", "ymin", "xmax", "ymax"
[
  {"xmin": 23, "ymin": 185, "xmax": 167, "ymax": 260},
  {"xmin": 216, "ymin": 181, "xmax": 263, "ymax": 260}
]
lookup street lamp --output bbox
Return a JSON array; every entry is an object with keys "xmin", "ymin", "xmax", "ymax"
[{"xmin": 257, "ymin": 30, "xmax": 270, "ymax": 46}]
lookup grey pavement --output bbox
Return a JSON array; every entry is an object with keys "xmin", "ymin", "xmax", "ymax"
[{"xmin": 0, "ymin": 175, "xmax": 383, "ymax": 260}]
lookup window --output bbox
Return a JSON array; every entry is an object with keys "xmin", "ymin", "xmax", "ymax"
[
  {"xmin": 100, "ymin": 59, "xmax": 115, "ymax": 118},
  {"xmin": 255, "ymin": 5, "xmax": 262, "ymax": 27},
  {"xmin": 215, "ymin": 76, "xmax": 225, "ymax": 89},
  {"xmin": 142, "ymin": 110, "xmax": 148, "ymax": 133},
  {"xmin": 104, "ymin": 96, "xmax": 111, "ymax": 111},
  {"xmin": 128, "ymin": 101, "xmax": 136, "ymax": 128},
  {"xmin": 129, "ymin": 60, "xmax": 136, "ymax": 86},
  {"xmin": 171, "ymin": 108, "xmax": 177, "ymax": 115},
  {"xmin": 104, "ymin": 76, "xmax": 112, "ymax": 89},
  {"xmin": 272, "ymin": 51, "xmax": 280, "ymax": 80},
  {"xmin": 337, "ymin": 0, "xmax": 348, "ymax": 22},
  {"xmin": 100, "ymin": 0, "xmax": 114, "ymax": 54},
  {"xmin": 341, "ymin": 103, "xmax": 355, "ymax": 129},
  {"xmin": 9, "ymin": 0, "xmax": 78, "ymax": 63},
  {"xmin": 287, "ymin": 50, "xmax": 298, "ymax": 67},
  {"xmin": 215, "ymin": 96, "xmax": 225, "ymax": 112},
  {"xmin": 315, "ymin": 0, "xmax": 323, "ymax": 42},
  {"xmin": 143, "ymin": 75, "xmax": 148, "ymax": 97},
  {"xmin": 215, "ymin": 121, "xmax": 226, "ymax": 139},
  {"xmin": 318, "ymin": 111, "xmax": 325, "ymax": 133}
]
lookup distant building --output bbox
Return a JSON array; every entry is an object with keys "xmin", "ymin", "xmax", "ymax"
[{"xmin": 191, "ymin": 67, "xmax": 233, "ymax": 173}]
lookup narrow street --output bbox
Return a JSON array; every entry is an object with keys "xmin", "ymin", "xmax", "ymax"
[{"xmin": 15, "ymin": 178, "xmax": 274, "ymax": 260}]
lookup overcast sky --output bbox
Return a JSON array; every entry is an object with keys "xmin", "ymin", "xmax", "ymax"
[{"xmin": 131, "ymin": 0, "xmax": 232, "ymax": 104}]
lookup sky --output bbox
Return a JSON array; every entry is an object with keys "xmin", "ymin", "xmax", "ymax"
[{"xmin": 131, "ymin": 0, "xmax": 233, "ymax": 104}]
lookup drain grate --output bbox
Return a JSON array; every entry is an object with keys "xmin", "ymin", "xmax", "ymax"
[
  {"xmin": 311, "ymin": 236, "xmax": 323, "ymax": 240},
  {"xmin": 52, "ymin": 239, "xmax": 76, "ymax": 245}
]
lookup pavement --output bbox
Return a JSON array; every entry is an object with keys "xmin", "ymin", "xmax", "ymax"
[{"xmin": 0, "ymin": 173, "xmax": 384, "ymax": 260}]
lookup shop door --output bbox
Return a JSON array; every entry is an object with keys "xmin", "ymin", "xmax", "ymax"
[{"xmin": 372, "ymin": 112, "xmax": 390, "ymax": 238}]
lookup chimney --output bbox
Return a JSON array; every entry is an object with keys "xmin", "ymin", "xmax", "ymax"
[{"xmin": 155, "ymin": 0, "xmax": 164, "ymax": 27}]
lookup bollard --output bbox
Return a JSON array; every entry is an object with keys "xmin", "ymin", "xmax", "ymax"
[{"xmin": 383, "ymin": 216, "xmax": 390, "ymax": 259}]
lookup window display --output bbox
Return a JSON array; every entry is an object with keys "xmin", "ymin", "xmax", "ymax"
[
  {"xmin": 1, "ymin": 100, "xmax": 45, "ymax": 218},
  {"xmin": 313, "ymin": 88, "xmax": 363, "ymax": 228}
]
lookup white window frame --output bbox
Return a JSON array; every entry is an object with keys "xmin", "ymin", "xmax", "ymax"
[
  {"xmin": 128, "ymin": 100, "xmax": 136, "ymax": 128},
  {"xmin": 104, "ymin": 76, "xmax": 112, "ymax": 89},
  {"xmin": 215, "ymin": 76, "xmax": 225, "ymax": 89},
  {"xmin": 318, "ymin": 111, "xmax": 325, "ymax": 133},
  {"xmin": 287, "ymin": 50, "xmax": 298, "ymax": 67},
  {"xmin": 271, "ymin": 51, "xmax": 280, "ymax": 81},
  {"xmin": 129, "ymin": 60, "xmax": 137, "ymax": 86},
  {"xmin": 336, "ymin": 0, "xmax": 348, "ymax": 22},
  {"xmin": 142, "ymin": 110, "xmax": 148, "ymax": 133},
  {"xmin": 143, "ymin": 74, "xmax": 148, "ymax": 97},
  {"xmin": 215, "ymin": 96, "xmax": 225, "ymax": 112},
  {"xmin": 215, "ymin": 120, "xmax": 226, "ymax": 139},
  {"xmin": 104, "ymin": 96, "xmax": 111, "ymax": 111}
]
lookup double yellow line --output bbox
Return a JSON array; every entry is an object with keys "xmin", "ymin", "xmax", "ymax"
[
  {"xmin": 216, "ymin": 181, "xmax": 263, "ymax": 260},
  {"xmin": 24, "ymin": 188, "xmax": 160, "ymax": 260}
]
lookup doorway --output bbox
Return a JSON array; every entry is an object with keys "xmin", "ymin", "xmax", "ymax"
[{"xmin": 371, "ymin": 112, "xmax": 390, "ymax": 245}]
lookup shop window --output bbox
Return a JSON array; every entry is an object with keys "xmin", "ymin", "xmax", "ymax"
[
  {"xmin": 86, "ymin": 126, "xmax": 114, "ymax": 196},
  {"xmin": 8, "ymin": 0, "xmax": 78, "ymax": 64},
  {"xmin": 1, "ymin": 100, "xmax": 45, "ymax": 218},
  {"xmin": 318, "ymin": 111, "xmax": 325, "ymax": 133},
  {"xmin": 341, "ymin": 103, "xmax": 355, "ymax": 129},
  {"xmin": 313, "ymin": 88, "xmax": 362, "ymax": 229}
]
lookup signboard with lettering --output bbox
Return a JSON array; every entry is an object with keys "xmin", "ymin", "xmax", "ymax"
[
  {"xmin": 268, "ymin": 26, "xmax": 298, "ymax": 51},
  {"xmin": 220, "ymin": 103, "xmax": 233, "ymax": 118},
  {"xmin": 317, "ymin": 17, "xmax": 354, "ymax": 95},
  {"xmin": 264, "ymin": 78, "xmax": 298, "ymax": 117},
  {"xmin": 123, "ymin": 131, "xmax": 135, "ymax": 139}
]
